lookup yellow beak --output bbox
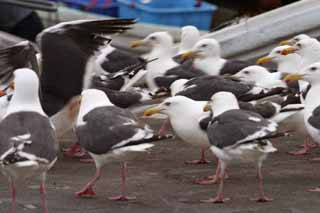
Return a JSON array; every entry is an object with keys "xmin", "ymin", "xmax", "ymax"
[
  {"xmin": 203, "ymin": 103, "xmax": 211, "ymax": 112},
  {"xmin": 130, "ymin": 40, "xmax": 144, "ymax": 48},
  {"xmin": 283, "ymin": 74, "xmax": 303, "ymax": 81},
  {"xmin": 256, "ymin": 56, "xmax": 273, "ymax": 65},
  {"xmin": 180, "ymin": 50, "xmax": 199, "ymax": 61},
  {"xmin": 144, "ymin": 106, "xmax": 161, "ymax": 117},
  {"xmin": 279, "ymin": 39, "xmax": 291, "ymax": 46},
  {"xmin": 281, "ymin": 47, "xmax": 297, "ymax": 55}
]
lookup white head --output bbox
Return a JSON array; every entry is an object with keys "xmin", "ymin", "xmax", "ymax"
[
  {"xmin": 280, "ymin": 34, "xmax": 311, "ymax": 46},
  {"xmin": 77, "ymin": 89, "xmax": 112, "ymax": 125},
  {"xmin": 131, "ymin": 32, "xmax": 174, "ymax": 50},
  {"xmin": 206, "ymin": 91, "xmax": 239, "ymax": 117},
  {"xmin": 179, "ymin": 26, "xmax": 200, "ymax": 53},
  {"xmin": 5, "ymin": 68, "xmax": 44, "ymax": 117},
  {"xmin": 291, "ymin": 38, "xmax": 320, "ymax": 58},
  {"xmin": 260, "ymin": 45, "xmax": 300, "ymax": 65},
  {"xmin": 144, "ymin": 96, "xmax": 198, "ymax": 118},
  {"xmin": 286, "ymin": 62, "xmax": 320, "ymax": 85},
  {"xmin": 192, "ymin": 38, "xmax": 221, "ymax": 58},
  {"xmin": 233, "ymin": 65, "xmax": 272, "ymax": 84}
]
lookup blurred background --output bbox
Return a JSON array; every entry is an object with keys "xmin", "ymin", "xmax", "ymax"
[{"xmin": 0, "ymin": 0, "xmax": 301, "ymax": 42}]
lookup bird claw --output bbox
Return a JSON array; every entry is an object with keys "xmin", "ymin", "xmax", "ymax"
[
  {"xmin": 310, "ymin": 157, "xmax": 320, "ymax": 161},
  {"xmin": 250, "ymin": 196, "xmax": 273, "ymax": 202},
  {"xmin": 287, "ymin": 148, "xmax": 309, "ymax": 156},
  {"xmin": 194, "ymin": 178, "xmax": 219, "ymax": 185},
  {"xmin": 185, "ymin": 159, "xmax": 210, "ymax": 165},
  {"xmin": 108, "ymin": 195, "xmax": 136, "ymax": 201},
  {"xmin": 200, "ymin": 197, "xmax": 230, "ymax": 203},
  {"xmin": 307, "ymin": 187, "xmax": 320, "ymax": 192},
  {"xmin": 76, "ymin": 187, "xmax": 96, "ymax": 198}
]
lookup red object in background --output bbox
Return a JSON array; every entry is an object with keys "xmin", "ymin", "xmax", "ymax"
[
  {"xmin": 87, "ymin": 0, "xmax": 113, "ymax": 10},
  {"xmin": 194, "ymin": 0, "xmax": 202, "ymax": 7}
]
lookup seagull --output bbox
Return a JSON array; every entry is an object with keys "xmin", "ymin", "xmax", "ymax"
[
  {"xmin": 256, "ymin": 45, "xmax": 302, "ymax": 74},
  {"xmin": 75, "ymin": 89, "xmax": 172, "ymax": 200},
  {"xmin": 174, "ymin": 75, "xmax": 285, "ymax": 102},
  {"xmin": 202, "ymin": 91, "xmax": 282, "ymax": 203},
  {"xmin": 0, "ymin": 68, "xmax": 58, "ymax": 213},
  {"xmin": 281, "ymin": 37, "xmax": 320, "ymax": 69},
  {"xmin": 284, "ymin": 63, "xmax": 320, "ymax": 167},
  {"xmin": 180, "ymin": 38, "xmax": 251, "ymax": 76},
  {"xmin": 37, "ymin": 18, "xmax": 136, "ymax": 116},
  {"xmin": 177, "ymin": 25, "xmax": 200, "ymax": 55},
  {"xmin": 143, "ymin": 96, "xmax": 212, "ymax": 165},
  {"xmin": 130, "ymin": 32, "xmax": 178, "ymax": 92},
  {"xmin": 232, "ymin": 65, "xmax": 288, "ymax": 90}
]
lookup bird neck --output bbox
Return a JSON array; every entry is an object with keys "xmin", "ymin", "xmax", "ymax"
[
  {"xmin": 5, "ymin": 89, "xmax": 45, "ymax": 118},
  {"xmin": 212, "ymin": 101, "xmax": 239, "ymax": 117},
  {"xmin": 277, "ymin": 57, "xmax": 302, "ymax": 74},
  {"xmin": 194, "ymin": 57, "xmax": 226, "ymax": 75}
]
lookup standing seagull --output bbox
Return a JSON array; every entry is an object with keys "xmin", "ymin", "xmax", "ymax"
[
  {"xmin": 0, "ymin": 68, "xmax": 58, "ymax": 213},
  {"xmin": 143, "ymin": 96, "xmax": 212, "ymax": 165},
  {"xmin": 203, "ymin": 92, "xmax": 279, "ymax": 203},
  {"xmin": 285, "ymin": 63, "xmax": 320, "ymax": 167},
  {"xmin": 75, "ymin": 89, "xmax": 171, "ymax": 200}
]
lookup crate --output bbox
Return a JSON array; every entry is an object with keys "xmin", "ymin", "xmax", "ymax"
[
  {"xmin": 58, "ymin": 0, "xmax": 118, "ymax": 17},
  {"xmin": 117, "ymin": 0, "xmax": 216, "ymax": 30}
]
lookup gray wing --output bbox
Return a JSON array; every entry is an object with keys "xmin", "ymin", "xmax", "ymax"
[
  {"xmin": 176, "ymin": 76, "xmax": 252, "ymax": 101},
  {"xmin": 38, "ymin": 19, "xmax": 135, "ymax": 116},
  {"xmin": 207, "ymin": 109, "xmax": 277, "ymax": 149},
  {"xmin": 219, "ymin": 60, "xmax": 252, "ymax": 75},
  {"xmin": 100, "ymin": 49, "xmax": 145, "ymax": 73},
  {"xmin": 0, "ymin": 112, "xmax": 58, "ymax": 164},
  {"xmin": 308, "ymin": 106, "xmax": 320, "ymax": 129},
  {"xmin": 155, "ymin": 61, "xmax": 205, "ymax": 89},
  {"xmin": 76, "ymin": 106, "xmax": 152, "ymax": 154},
  {"xmin": 239, "ymin": 101, "xmax": 278, "ymax": 119},
  {"xmin": 0, "ymin": 41, "xmax": 38, "ymax": 86}
]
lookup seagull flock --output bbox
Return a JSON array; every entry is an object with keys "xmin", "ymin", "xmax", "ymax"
[{"xmin": 0, "ymin": 17, "xmax": 320, "ymax": 212}]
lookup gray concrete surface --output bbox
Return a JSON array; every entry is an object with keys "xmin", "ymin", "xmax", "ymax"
[{"xmin": 1, "ymin": 117, "xmax": 320, "ymax": 213}]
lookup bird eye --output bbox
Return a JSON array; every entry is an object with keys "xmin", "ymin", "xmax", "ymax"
[
  {"xmin": 310, "ymin": 67, "xmax": 317, "ymax": 72},
  {"xmin": 276, "ymin": 50, "xmax": 281, "ymax": 54},
  {"xmin": 164, "ymin": 102, "xmax": 171, "ymax": 106},
  {"xmin": 297, "ymin": 43, "xmax": 302, "ymax": 48},
  {"xmin": 243, "ymin": 71, "xmax": 250, "ymax": 75},
  {"xmin": 150, "ymin": 36, "xmax": 156, "ymax": 40},
  {"xmin": 201, "ymin": 44, "xmax": 207, "ymax": 48}
]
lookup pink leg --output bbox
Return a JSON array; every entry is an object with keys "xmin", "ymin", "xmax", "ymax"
[
  {"xmin": 10, "ymin": 180, "xmax": 16, "ymax": 213},
  {"xmin": 158, "ymin": 118, "xmax": 171, "ymax": 136},
  {"xmin": 251, "ymin": 164, "xmax": 273, "ymax": 202},
  {"xmin": 40, "ymin": 181, "xmax": 49, "ymax": 213},
  {"xmin": 310, "ymin": 157, "xmax": 320, "ymax": 161},
  {"xmin": 76, "ymin": 168, "xmax": 101, "ymax": 198},
  {"xmin": 288, "ymin": 136, "xmax": 311, "ymax": 156},
  {"xmin": 299, "ymin": 136, "xmax": 317, "ymax": 148},
  {"xmin": 195, "ymin": 161, "xmax": 221, "ymax": 185},
  {"xmin": 307, "ymin": 187, "xmax": 320, "ymax": 192},
  {"xmin": 185, "ymin": 148, "xmax": 210, "ymax": 165},
  {"xmin": 201, "ymin": 161, "xmax": 229, "ymax": 203},
  {"xmin": 109, "ymin": 162, "xmax": 136, "ymax": 201}
]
